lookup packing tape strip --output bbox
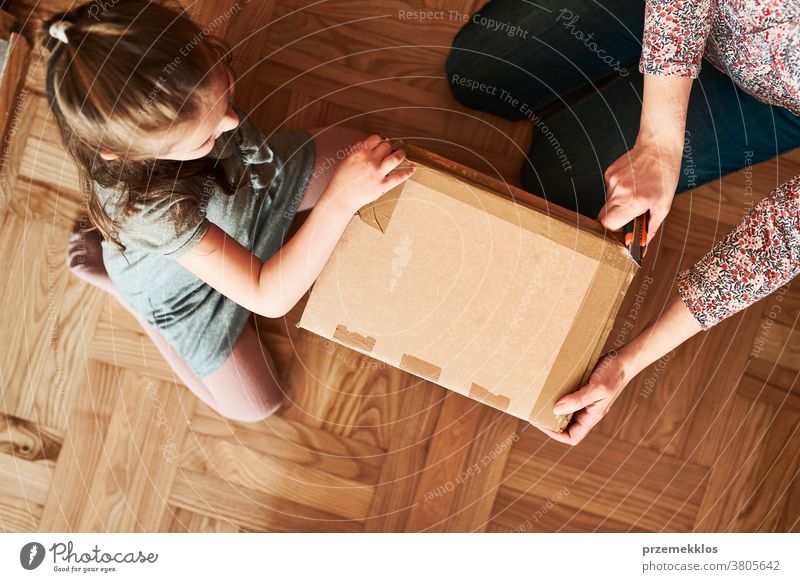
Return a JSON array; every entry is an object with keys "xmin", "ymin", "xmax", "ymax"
[
  {"xmin": 356, "ymin": 165, "xmax": 409, "ymax": 233},
  {"xmin": 527, "ymin": 255, "xmax": 637, "ymax": 431},
  {"xmin": 399, "ymin": 353, "xmax": 442, "ymax": 382},
  {"xmin": 469, "ymin": 383, "xmax": 511, "ymax": 411},
  {"xmin": 333, "ymin": 324, "xmax": 376, "ymax": 352}
]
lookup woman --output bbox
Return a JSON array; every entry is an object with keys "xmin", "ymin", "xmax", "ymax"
[{"xmin": 446, "ymin": 0, "xmax": 799, "ymax": 444}]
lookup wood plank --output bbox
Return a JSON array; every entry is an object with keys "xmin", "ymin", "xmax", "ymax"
[
  {"xmin": 694, "ymin": 396, "xmax": 800, "ymax": 532},
  {"xmin": 178, "ymin": 432, "xmax": 375, "ymax": 521},
  {"xmin": 488, "ymin": 486, "xmax": 650, "ymax": 532},
  {"xmin": 0, "ymin": 217, "xmax": 102, "ymax": 428},
  {"xmin": 77, "ymin": 368, "xmax": 195, "ymax": 531},
  {"xmin": 404, "ymin": 393, "xmax": 518, "ymax": 532},
  {"xmin": 190, "ymin": 403, "xmax": 386, "ymax": 484},
  {"xmin": 501, "ymin": 427, "xmax": 709, "ymax": 532},
  {"xmin": 38, "ymin": 361, "xmax": 119, "ymax": 531},
  {"xmin": 169, "ymin": 468, "xmax": 363, "ymax": 532},
  {"xmin": 167, "ymin": 506, "xmax": 240, "ymax": 533}
]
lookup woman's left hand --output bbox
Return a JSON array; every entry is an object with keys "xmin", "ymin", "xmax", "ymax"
[{"xmin": 532, "ymin": 352, "xmax": 630, "ymax": 445}]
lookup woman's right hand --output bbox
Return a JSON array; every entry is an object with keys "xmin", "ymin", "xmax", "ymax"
[
  {"xmin": 598, "ymin": 73, "xmax": 694, "ymax": 243},
  {"xmin": 324, "ymin": 134, "xmax": 416, "ymax": 211},
  {"xmin": 598, "ymin": 138, "xmax": 682, "ymax": 243}
]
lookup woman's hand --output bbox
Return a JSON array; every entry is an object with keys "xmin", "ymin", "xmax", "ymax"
[
  {"xmin": 324, "ymin": 134, "xmax": 416, "ymax": 212},
  {"xmin": 598, "ymin": 138, "xmax": 682, "ymax": 244},
  {"xmin": 534, "ymin": 352, "xmax": 630, "ymax": 445},
  {"xmin": 533, "ymin": 293, "xmax": 703, "ymax": 446},
  {"xmin": 598, "ymin": 73, "xmax": 693, "ymax": 243}
]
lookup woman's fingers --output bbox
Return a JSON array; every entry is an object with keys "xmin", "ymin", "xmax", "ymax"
[
  {"xmin": 645, "ymin": 204, "xmax": 670, "ymax": 244},
  {"xmin": 533, "ymin": 407, "xmax": 601, "ymax": 446},
  {"xmin": 552, "ymin": 381, "xmax": 608, "ymax": 415},
  {"xmin": 598, "ymin": 200, "xmax": 637, "ymax": 231}
]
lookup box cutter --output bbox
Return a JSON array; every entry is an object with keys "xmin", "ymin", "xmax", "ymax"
[{"xmin": 624, "ymin": 211, "xmax": 649, "ymax": 266}]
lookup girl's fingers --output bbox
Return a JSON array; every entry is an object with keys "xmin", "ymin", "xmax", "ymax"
[
  {"xmin": 379, "ymin": 149, "xmax": 407, "ymax": 173},
  {"xmin": 360, "ymin": 134, "xmax": 383, "ymax": 151},
  {"xmin": 373, "ymin": 140, "xmax": 392, "ymax": 159},
  {"xmin": 381, "ymin": 166, "xmax": 415, "ymax": 191}
]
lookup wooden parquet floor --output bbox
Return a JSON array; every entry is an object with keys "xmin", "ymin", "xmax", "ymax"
[{"xmin": 0, "ymin": 1, "xmax": 797, "ymax": 533}]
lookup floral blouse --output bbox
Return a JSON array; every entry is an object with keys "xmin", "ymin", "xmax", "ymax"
[{"xmin": 639, "ymin": 0, "xmax": 800, "ymax": 329}]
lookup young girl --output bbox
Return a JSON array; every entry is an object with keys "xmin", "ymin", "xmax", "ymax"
[{"xmin": 49, "ymin": 0, "xmax": 415, "ymax": 422}]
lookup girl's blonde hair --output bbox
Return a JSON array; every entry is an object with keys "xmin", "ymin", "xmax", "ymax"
[{"xmin": 42, "ymin": 0, "xmax": 240, "ymax": 253}]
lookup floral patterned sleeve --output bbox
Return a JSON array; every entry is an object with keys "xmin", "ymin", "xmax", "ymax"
[
  {"xmin": 676, "ymin": 176, "xmax": 800, "ymax": 330},
  {"xmin": 639, "ymin": 0, "xmax": 714, "ymax": 78}
]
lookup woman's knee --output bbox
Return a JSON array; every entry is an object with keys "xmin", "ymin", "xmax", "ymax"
[{"xmin": 445, "ymin": 21, "xmax": 509, "ymax": 114}]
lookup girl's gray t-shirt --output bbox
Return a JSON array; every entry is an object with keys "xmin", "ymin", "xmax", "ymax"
[{"xmin": 97, "ymin": 105, "xmax": 316, "ymax": 377}]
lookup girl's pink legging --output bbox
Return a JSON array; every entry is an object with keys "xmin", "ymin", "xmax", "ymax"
[{"xmin": 66, "ymin": 127, "xmax": 368, "ymax": 422}]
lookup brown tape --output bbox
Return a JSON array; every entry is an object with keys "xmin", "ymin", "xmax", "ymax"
[
  {"xmin": 469, "ymin": 383, "xmax": 510, "ymax": 411},
  {"xmin": 356, "ymin": 166, "xmax": 410, "ymax": 233},
  {"xmin": 333, "ymin": 325, "xmax": 376, "ymax": 352},
  {"xmin": 527, "ymin": 256, "xmax": 637, "ymax": 432},
  {"xmin": 399, "ymin": 353, "xmax": 441, "ymax": 382}
]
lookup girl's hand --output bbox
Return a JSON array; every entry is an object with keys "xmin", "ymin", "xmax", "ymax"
[
  {"xmin": 324, "ymin": 134, "xmax": 416, "ymax": 212},
  {"xmin": 532, "ymin": 352, "xmax": 630, "ymax": 446},
  {"xmin": 598, "ymin": 139, "xmax": 682, "ymax": 244}
]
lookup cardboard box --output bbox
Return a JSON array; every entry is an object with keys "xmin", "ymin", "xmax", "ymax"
[{"xmin": 298, "ymin": 147, "xmax": 639, "ymax": 432}]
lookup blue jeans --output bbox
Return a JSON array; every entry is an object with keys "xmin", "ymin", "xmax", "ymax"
[{"xmin": 445, "ymin": 0, "xmax": 800, "ymax": 217}]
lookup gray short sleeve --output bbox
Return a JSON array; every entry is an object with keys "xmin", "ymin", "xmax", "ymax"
[{"xmin": 97, "ymin": 183, "xmax": 209, "ymax": 258}]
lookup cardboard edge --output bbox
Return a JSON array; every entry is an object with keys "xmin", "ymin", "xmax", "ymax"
[
  {"xmin": 527, "ymin": 254, "xmax": 639, "ymax": 432},
  {"xmin": 403, "ymin": 144, "xmax": 629, "ymax": 249},
  {"xmin": 402, "ymin": 159, "xmax": 636, "ymax": 270}
]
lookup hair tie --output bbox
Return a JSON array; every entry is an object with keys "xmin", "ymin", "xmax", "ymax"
[{"xmin": 49, "ymin": 21, "xmax": 71, "ymax": 44}]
